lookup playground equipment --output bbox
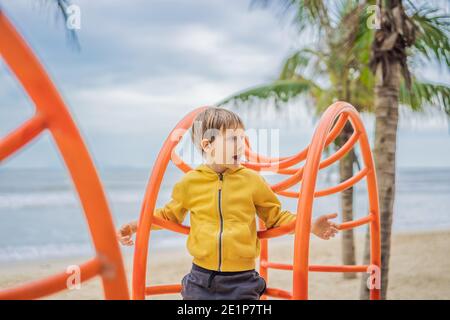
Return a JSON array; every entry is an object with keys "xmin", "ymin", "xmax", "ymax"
[
  {"xmin": 0, "ymin": 10, "xmax": 380, "ymax": 300},
  {"xmin": 0, "ymin": 11, "xmax": 129, "ymax": 299},
  {"xmin": 133, "ymin": 103, "xmax": 381, "ymax": 300}
]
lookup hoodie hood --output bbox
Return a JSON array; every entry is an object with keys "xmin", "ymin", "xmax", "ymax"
[{"xmin": 194, "ymin": 163, "xmax": 246, "ymax": 177}]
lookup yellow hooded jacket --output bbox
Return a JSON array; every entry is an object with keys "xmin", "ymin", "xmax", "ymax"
[{"xmin": 152, "ymin": 163, "xmax": 297, "ymax": 271}]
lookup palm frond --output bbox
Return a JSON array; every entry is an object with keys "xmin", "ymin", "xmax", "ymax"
[
  {"xmin": 278, "ymin": 48, "xmax": 326, "ymax": 80},
  {"xmin": 251, "ymin": 0, "xmax": 330, "ymax": 34},
  {"xmin": 350, "ymin": 66, "xmax": 375, "ymax": 112},
  {"xmin": 279, "ymin": 50, "xmax": 310, "ymax": 80},
  {"xmin": 410, "ymin": 5, "xmax": 450, "ymax": 66},
  {"xmin": 217, "ymin": 79, "xmax": 320, "ymax": 108},
  {"xmin": 399, "ymin": 79, "xmax": 450, "ymax": 115}
]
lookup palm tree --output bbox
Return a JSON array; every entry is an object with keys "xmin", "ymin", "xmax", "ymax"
[
  {"xmin": 219, "ymin": 0, "xmax": 450, "ymax": 294},
  {"xmin": 360, "ymin": 0, "xmax": 450, "ymax": 299},
  {"xmin": 220, "ymin": 0, "xmax": 376, "ymax": 279}
]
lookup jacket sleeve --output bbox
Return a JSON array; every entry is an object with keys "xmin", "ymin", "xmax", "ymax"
[
  {"xmin": 254, "ymin": 174, "xmax": 296, "ymax": 234},
  {"xmin": 151, "ymin": 178, "xmax": 188, "ymax": 231}
]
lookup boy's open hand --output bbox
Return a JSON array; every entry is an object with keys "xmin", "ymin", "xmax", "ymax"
[
  {"xmin": 311, "ymin": 213, "xmax": 339, "ymax": 240},
  {"xmin": 117, "ymin": 222, "xmax": 136, "ymax": 246}
]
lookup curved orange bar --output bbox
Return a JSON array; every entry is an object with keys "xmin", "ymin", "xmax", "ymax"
[
  {"xmin": 278, "ymin": 167, "xmax": 369, "ymax": 198},
  {"xmin": 0, "ymin": 258, "xmax": 101, "ymax": 300},
  {"xmin": 0, "ymin": 113, "xmax": 46, "ymax": 161},
  {"xmin": 243, "ymin": 113, "xmax": 349, "ymax": 168},
  {"xmin": 0, "ymin": 11, "xmax": 129, "ymax": 299},
  {"xmin": 266, "ymin": 123, "xmax": 361, "ymax": 193}
]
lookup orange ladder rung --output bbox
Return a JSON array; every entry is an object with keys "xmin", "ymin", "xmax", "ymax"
[
  {"xmin": 0, "ymin": 113, "xmax": 47, "ymax": 161},
  {"xmin": 338, "ymin": 214, "xmax": 374, "ymax": 230},
  {"xmin": 261, "ymin": 261, "xmax": 370, "ymax": 273},
  {"xmin": 269, "ymin": 131, "xmax": 361, "ymax": 193},
  {"xmin": 145, "ymin": 284, "xmax": 182, "ymax": 296},
  {"xmin": 277, "ymin": 167, "xmax": 370, "ymax": 198},
  {"xmin": 309, "ymin": 265, "xmax": 370, "ymax": 272},
  {"xmin": 264, "ymin": 288, "xmax": 292, "ymax": 299},
  {"xmin": 153, "ymin": 216, "xmax": 190, "ymax": 235}
]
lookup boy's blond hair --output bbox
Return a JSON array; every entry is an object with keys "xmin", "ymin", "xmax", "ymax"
[{"xmin": 191, "ymin": 107, "xmax": 244, "ymax": 154}]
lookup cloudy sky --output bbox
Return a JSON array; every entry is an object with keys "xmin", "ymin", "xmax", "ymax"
[{"xmin": 1, "ymin": 0, "xmax": 449, "ymax": 170}]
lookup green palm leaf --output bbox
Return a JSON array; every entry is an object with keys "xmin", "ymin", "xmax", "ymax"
[
  {"xmin": 409, "ymin": 4, "xmax": 450, "ymax": 66},
  {"xmin": 400, "ymin": 79, "xmax": 450, "ymax": 115},
  {"xmin": 217, "ymin": 79, "xmax": 319, "ymax": 108}
]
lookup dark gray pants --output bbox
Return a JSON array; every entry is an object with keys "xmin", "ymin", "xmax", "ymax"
[{"xmin": 181, "ymin": 263, "xmax": 267, "ymax": 300}]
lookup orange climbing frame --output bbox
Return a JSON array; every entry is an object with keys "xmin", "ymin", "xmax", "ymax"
[
  {"xmin": 0, "ymin": 11, "xmax": 129, "ymax": 299},
  {"xmin": 132, "ymin": 102, "xmax": 381, "ymax": 300}
]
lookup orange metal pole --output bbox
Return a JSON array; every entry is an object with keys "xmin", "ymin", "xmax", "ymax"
[
  {"xmin": 355, "ymin": 114, "xmax": 382, "ymax": 300},
  {"xmin": 258, "ymin": 218, "xmax": 269, "ymax": 300}
]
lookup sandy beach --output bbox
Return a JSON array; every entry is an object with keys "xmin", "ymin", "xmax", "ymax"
[{"xmin": 1, "ymin": 230, "xmax": 449, "ymax": 300}]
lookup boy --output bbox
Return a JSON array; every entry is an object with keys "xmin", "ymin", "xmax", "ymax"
[{"xmin": 117, "ymin": 107, "xmax": 338, "ymax": 300}]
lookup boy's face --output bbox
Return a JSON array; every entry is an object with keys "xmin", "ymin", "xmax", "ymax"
[{"xmin": 202, "ymin": 127, "xmax": 245, "ymax": 170}]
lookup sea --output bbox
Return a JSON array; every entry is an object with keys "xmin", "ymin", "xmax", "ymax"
[{"xmin": 0, "ymin": 165, "xmax": 449, "ymax": 263}]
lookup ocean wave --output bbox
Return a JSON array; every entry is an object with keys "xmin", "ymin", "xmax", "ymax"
[
  {"xmin": 0, "ymin": 237, "xmax": 185, "ymax": 263},
  {"xmin": 0, "ymin": 243, "xmax": 94, "ymax": 263},
  {"xmin": 0, "ymin": 192, "xmax": 78, "ymax": 209},
  {"xmin": 0, "ymin": 190, "xmax": 161, "ymax": 209}
]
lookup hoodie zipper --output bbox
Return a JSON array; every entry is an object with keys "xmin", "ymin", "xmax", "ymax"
[{"xmin": 217, "ymin": 172, "xmax": 224, "ymax": 271}]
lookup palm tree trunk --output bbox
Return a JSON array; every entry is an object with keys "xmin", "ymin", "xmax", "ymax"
[
  {"xmin": 360, "ymin": 61, "xmax": 400, "ymax": 299},
  {"xmin": 339, "ymin": 123, "xmax": 356, "ymax": 279}
]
